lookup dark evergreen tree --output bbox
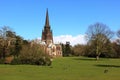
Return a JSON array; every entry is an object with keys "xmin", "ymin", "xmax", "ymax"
[
  {"xmin": 13, "ymin": 36, "xmax": 22, "ymax": 58},
  {"xmin": 64, "ymin": 42, "xmax": 72, "ymax": 56}
]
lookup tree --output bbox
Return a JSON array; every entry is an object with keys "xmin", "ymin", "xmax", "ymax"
[
  {"xmin": 61, "ymin": 44, "xmax": 65, "ymax": 56},
  {"xmin": 12, "ymin": 36, "xmax": 23, "ymax": 58},
  {"xmin": 117, "ymin": 29, "xmax": 120, "ymax": 45},
  {"xmin": 18, "ymin": 43, "xmax": 51, "ymax": 66},
  {"xmin": 117, "ymin": 29, "xmax": 120, "ymax": 38},
  {"xmin": 86, "ymin": 23, "xmax": 114, "ymax": 60},
  {"xmin": 111, "ymin": 42, "xmax": 120, "ymax": 58},
  {"xmin": 0, "ymin": 26, "xmax": 16, "ymax": 59},
  {"xmin": 61, "ymin": 42, "xmax": 72, "ymax": 56},
  {"xmin": 114, "ymin": 29, "xmax": 120, "ymax": 57},
  {"xmin": 72, "ymin": 44, "xmax": 85, "ymax": 56}
]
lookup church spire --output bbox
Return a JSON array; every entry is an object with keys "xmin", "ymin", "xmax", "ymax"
[
  {"xmin": 45, "ymin": 9, "xmax": 50, "ymax": 27},
  {"xmin": 42, "ymin": 9, "xmax": 53, "ymax": 45}
]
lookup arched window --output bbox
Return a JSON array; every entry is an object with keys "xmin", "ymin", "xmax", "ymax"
[{"xmin": 52, "ymin": 47, "xmax": 55, "ymax": 52}]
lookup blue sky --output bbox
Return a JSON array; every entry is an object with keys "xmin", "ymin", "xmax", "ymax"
[{"xmin": 0, "ymin": 0, "xmax": 120, "ymax": 45}]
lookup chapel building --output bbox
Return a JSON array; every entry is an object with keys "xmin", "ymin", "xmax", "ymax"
[{"xmin": 41, "ymin": 9, "xmax": 62, "ymax": 57}]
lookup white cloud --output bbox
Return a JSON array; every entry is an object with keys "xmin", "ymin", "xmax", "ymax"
[{"xmin": 53, "ymin": 34, "xmax": 87, "ymax": 46}]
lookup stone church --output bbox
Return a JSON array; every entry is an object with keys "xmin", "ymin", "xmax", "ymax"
[{"xmin": 41, "ymin": 9, "xmax": 62, "ymax": 57}]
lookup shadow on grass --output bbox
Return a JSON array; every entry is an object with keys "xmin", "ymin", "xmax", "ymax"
[
  {"xmin": 95, "ymin": 64, "xmax": 120, "ymax": 68},
  {"xmin": 73, "ymin": 57, "xmax": 96, "ymax": 61}
]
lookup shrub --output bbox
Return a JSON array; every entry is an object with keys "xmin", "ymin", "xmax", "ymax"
[
  {"xmin": 0, "ymin": 59, "xmax": 5, "ymax": 64},
  {"xmin": 18, "ymin": 57, "xmax": 52, "ymax": 66},
  {"xmin": 45, "ymin": 57, "xmax": 52, "ymax": 66},
  {"xmin": 11, "ymin": 58, "xmax": 22, "ymax": 65},
  {"xmin": 18, "ymin": 44, "xmax": 52, "ymax": 66}
]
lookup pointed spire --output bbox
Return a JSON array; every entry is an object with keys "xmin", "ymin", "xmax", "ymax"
[{"xmin": 45, "ymin": 8, "xmax": 50, "ymax": 27}]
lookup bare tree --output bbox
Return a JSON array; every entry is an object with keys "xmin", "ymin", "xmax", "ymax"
[
  {"xmin": 0, "ymin": 26, "xmax": 16, "ymax": 59},
  {"xmin": 117, "ymin": 30, "xmax": 120, "ymax": 38},
  {"xmin": 116, "ymin": 29, "xmax": 120, "ymax": 45},
  {"xmin": 86, "ymin": 23, "xmax": 114, "ymax": 60}
]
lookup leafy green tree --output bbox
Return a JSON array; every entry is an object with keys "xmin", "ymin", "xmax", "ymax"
[
  {"xmin": 61, "ymin": 44, "xmax": 65, "ymax": 56},
  {"xmin": 86, "ymin": 23, "xmax": 114, "ymax": 60},
  {"xmin": 63, "ymin": 42, "xmax": 72, "ymax": 56}
]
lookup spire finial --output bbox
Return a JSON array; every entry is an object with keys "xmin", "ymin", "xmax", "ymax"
[{"xmin": 45, "ymin": 8, "xmax": 50, "ymax": 27}]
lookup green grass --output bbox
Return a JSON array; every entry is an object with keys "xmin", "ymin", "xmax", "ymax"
[{"xmin": 0, "ymin": 57, "xmax": 120, "ymax": 80}]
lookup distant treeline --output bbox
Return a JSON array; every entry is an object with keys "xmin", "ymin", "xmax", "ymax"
[
  {"xmin": 62, "ymin": 22, "xmax": 120, "ymax": 60},
  {"xmin": 0, "ymin": 22, "xmax": 120, "ymax": 63}
]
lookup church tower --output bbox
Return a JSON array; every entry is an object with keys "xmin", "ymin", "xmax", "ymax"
[
  {"xmin": 41, "ymin": 9, "xmax": 62, "ymax": 57},
  {"xmin": 42, "ymin": 9, "xmax": 53, "ymax": 45}
]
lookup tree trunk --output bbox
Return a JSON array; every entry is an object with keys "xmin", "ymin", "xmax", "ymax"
[
  {"xmin": 3, "ymin": 47, "xmax": 6, "ymax": 59},
  {"xmin": 96, "ymin": 55, "xmax": 99, "ymax": 60}
]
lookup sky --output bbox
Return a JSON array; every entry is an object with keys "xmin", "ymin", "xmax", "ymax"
[{"xmin": 0, "ymin": 0, "xmax": 120, "ymax": 46}]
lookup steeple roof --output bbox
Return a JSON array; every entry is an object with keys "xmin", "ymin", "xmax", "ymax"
[
  {"xmin": 45, "ymin": 9, "xmax": 50, "ymax": 27},
  {"xmin": 42, "ymin": 9, "xmax": 53, "ymax": 44}
]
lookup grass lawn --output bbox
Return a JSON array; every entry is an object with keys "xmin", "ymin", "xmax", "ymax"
[{"xmin": 0, "ymin": 57, "xmax": 120, "ymax": 80}]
